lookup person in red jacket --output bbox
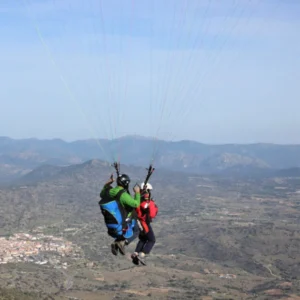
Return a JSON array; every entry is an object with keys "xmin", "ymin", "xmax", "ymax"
[{"xmin": 131, "ymin": 182, "xmax": 157, "ymax": 265}]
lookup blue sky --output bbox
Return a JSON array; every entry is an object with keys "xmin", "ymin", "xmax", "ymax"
[{"xmin": 0, "ymin": 0, "xmax": 299, "ymax": 144}]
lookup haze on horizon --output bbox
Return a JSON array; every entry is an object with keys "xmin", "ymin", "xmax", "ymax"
[{"xmin": 0, "ymin": 0, "xmax": 299, "ymax": 145}]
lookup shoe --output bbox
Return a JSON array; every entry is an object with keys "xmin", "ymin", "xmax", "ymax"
[
  {"xmin": 115, "ymin": 240, "xmax": 126, "ymax": 255},
  {"xmin": 131, "ymin": 252, "xmax": 139, "ymax": 265},
  {"xmin": 137, "ymin": 252, "xmax": 147, "ymax": 266},
  {"xmin": 111, "ymin": 242, "xmax": 118, "ymax": 256}
]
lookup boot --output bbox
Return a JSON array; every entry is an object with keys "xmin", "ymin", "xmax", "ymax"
[
  {"xmin": 115, "ymin": 240, "xmax": 126, "ymax": 255},
  {"xmin": 131, "ymin": 252, "xmax": 139, "ymax": 265},
  {"xmin": 111, "ymin": 242, "xmax": 118, "ymax": 256},
  {"xmin": 138, "ymin": 252, "xmax": 146, "ymax": 265}
]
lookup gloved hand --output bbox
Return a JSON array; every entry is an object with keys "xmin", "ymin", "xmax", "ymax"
[{"xmin": 104, "ymin": 175, "xmax": 114, "ymax": 187}]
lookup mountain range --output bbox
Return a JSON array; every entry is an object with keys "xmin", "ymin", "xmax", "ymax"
[{"xmin": 1, "ymin": 135, "xmax": 300, "ymax": 182}]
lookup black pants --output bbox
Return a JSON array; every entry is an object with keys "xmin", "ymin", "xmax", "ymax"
[{"xmin": 135, "ymin": 223, "xmax": 156, "ymax": 254}]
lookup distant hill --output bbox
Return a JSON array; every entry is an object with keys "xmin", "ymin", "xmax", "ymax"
[
  {"xmin": 12, "ymin": 159, "xmax": 185, "ymax": 188},
  {"xmin": 1, "ymin": 159, "xmax": 184, "ymax": 231},
  {"xmin": 273, "ymin": 167, "xmax": 300, "ymax": 177},
  {"xmin": 1, "ymin": 136, "xmax": 300, "ymax": 181}
]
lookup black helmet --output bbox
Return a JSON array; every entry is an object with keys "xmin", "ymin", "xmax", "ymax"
[{"xmin": 117, "ymin": 174, "xmax": 130, "ymax": 189}]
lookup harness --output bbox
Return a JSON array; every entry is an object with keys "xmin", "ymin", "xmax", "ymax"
[{"xmin": 99, "ymin": 188, "xmax": 128, "ymax": 238}]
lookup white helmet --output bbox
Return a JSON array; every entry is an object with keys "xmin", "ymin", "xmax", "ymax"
[{"xmin": 141, "ymin": 182, "xmax": 153, "ymax": 190}]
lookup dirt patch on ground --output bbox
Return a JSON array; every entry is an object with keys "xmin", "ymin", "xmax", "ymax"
[
  {"xmin": 264, "ymin": 289, "xmax": 283, "ymax": 296},
  {"xmin": 283, "ymin": 295, "xmax": 300, "ymax": 300},
  {"xmin": 62, "ymin": 291, "xmax": 114, "ymax": 300},
  {"xmin": 150, "ymin": 287, "xmax": 170, "ymax": 293},
  {"xmin": 124, "ymin": 289, "xmax": 149, "ymax": 296}
]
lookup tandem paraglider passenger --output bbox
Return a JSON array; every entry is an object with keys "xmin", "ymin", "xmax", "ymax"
[
  {"xmin": 131, "ymin": 182, "xmax": 158, "ymax": 265},
  {"xmin": 99, "ymin": 173, "xmax": 140, "ymax": 256}
]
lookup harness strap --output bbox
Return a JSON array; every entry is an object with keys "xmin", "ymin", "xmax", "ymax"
[{"xmin": 114, "ymin": 189, "xmax": 127, "ymax": 231}]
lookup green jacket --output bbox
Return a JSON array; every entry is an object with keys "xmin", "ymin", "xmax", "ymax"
[{"xmin": 100, "ymin": 185, "xmax": 140, "ymax": 217}]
